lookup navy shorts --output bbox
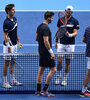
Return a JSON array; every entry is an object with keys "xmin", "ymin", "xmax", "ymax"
[{"xmin": 39, "ymin": 54, "xmax": 55, "ymax": 68}]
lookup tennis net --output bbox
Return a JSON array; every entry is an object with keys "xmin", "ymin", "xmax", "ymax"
[{"xmin": 0, "ymin": 52, "xmax": 88, "ymax": 94}]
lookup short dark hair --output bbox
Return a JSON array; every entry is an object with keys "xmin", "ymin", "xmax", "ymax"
[
  {"xmin": 5, "ymin": 4, "xmax": 15, "ymax": 14},
  {"xmin": 44, "ymin": 11, "xmax": 54, "ymax": 20}
]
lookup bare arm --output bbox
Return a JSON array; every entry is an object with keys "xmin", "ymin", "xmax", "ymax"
[
  {"xmin": 4, "ymin": 32, "xmax": 11, "ymax": 52},
  {"xmin": 17, "ymin": 32, "xmax": 22, "ymax": 46},
  {"xmin": 35, "ymin": 32, "xmax": 38, "ymax": 41},
  {"xmin": 43, "ymin": 36, "xmax": 51, "ymax": 50},
  {"xmin": 72, "ymin": 29, "xmax": 78, "ymax": 37},
  {"xmin": 43, "ymin": 36, "xmax": 55, "ymax": 59},
  {"xmin": 66, "ymin": 29, "xmax": 78, "ymax": 37},
  {"xmin": 4, "ymin": 32, "xmax": 9, "ymax": 43},
  {"xmin": 56, "ymin": 28, "xmax": 60, "ymax": 33},
  {"xmin": 17, "ymin": 32, "xmax": 20, "ymax": 43},
  {"xmin": 55, "ymin": 28, "xmax": 60, "ymax": 43},
  {"xmin": 55, "ymin": 28, "xmax": 60, "ymax": 49},
  {"xmin": 82, "ymin": 37, "xmax": 86, "ymax": 43}
]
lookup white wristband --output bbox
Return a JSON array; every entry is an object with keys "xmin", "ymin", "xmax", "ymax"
[
  {"xmin": 69, "ymin": 34, "xmax": 73, "ymax": 37},
  {"xmin": 48, "ymin": 49, "xmax": 53, "ymax": 54},
  {"xmin": 6, "ymin": 42, "xmax": 10, "ymax": 47}
]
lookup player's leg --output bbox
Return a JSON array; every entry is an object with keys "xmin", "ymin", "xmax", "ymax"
[
  {"xmin": 35, "ymin": 55, "xmax": 45, "ymax": 96},
  {"xmin": 43, "ymin": 67, "xmax": 56, "ymax": 97},
  {"xmin": 9, "ymin": 45, "xmax": 22, "ymax": 86},
  {"xmin": 55, "ymin": 56, "xmax": 63, "ymax": 84},
  {"xmin": 3, "ymin": 46, "xmax": 12, "ymax": 88},
  {"xmin": 61, "ymin": 45, "xmax": 74, "ymax": 86},
  {"xmin": 9, "ymin": 60, "xmax": 15, "ymax": 80},
  {"xmin": 61, "ymin": 58, "xmax": 70, "ymax": 86},
  {"xmin": 45, "ymin": 67, "xmax": 56, "ymax": 88},
  {"xmin": 42, "ymin": 56, "xmax": 56, "ymax": 97},
  {"xmin": 55, "ymin": 44, "xmax": 64, "ymax": 84},
  {"xmin": 37, "ymin": 66, "xmax": 45, "ymax": 85},
  {"xmin": 35, "ymin": 66, "xmax": 45, "ymax": 96},
  {"xmin": 80, "ymin": 57, "xmax": 90, "ymax": 97}
]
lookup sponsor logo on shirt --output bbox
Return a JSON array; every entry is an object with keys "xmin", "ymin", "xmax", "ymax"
[{"xmin": 66, "ymin": 24, "xmax": 74, "ymax": 27}]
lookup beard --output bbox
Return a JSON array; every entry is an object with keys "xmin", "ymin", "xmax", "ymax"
[
  {"xmin": 66, "ymin": 12, "xmax": 72, "ymax": 18},
  {"xmin": 48, "ymin": 19, "xmax": 52, "ymax": 24},
  {"xmin": 67, "ymin": 14, "xmax": 71, "ymax": 18},
  {"xmin": 10, "ymin": 12, "xmax": 15, "ymax": 17}
]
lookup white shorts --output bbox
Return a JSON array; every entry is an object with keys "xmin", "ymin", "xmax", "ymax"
[
  {"xmin": 87, "ymin": 57, "xmax": 90, "ymax": 69},
  {"xmin": 3, "ymin": 45, "xmax": 17, "ymax": 60},
  {"xmin": 57, "ymin": 44, "xmax": 75, "ymax": 59}
]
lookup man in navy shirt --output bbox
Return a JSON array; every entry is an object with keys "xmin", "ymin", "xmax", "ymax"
[
  {"xmin": 80, "ymin": 27, "xmax": 90, "ymax": 97},
  {"xmin": 55, "ymin": 5, "xmax": 79, "ymax": 86},
  {"xmin": 3, "ymin": 4, "xmax": 22, "ymax": 88}
]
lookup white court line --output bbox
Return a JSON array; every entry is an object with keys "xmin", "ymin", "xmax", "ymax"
[
  {"xmin": 0, "ymin": 44, "xmax": 86, "ymax": 47},
  {"xmin": 0, "ymin": 10, "xmax": 90, "ymax": 12}
]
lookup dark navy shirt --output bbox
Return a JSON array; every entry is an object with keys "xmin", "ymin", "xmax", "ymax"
[
  {"xmin": 84, "ymin": 26, "xmax": 90, "ymax": 57},
  {"xmin": 56, "ymin": 16, "xmax": 79, "ymax": 44},
  {"xmin": 37, "ymin": 23, "xmax": 52, "ymax": 56},
  {"xmin": 3, "ymin": 17, "xmax": 18, "ymax": 46}
]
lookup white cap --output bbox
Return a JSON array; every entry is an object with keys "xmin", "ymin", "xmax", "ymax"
[{"xmin": 65, "ymin": 5, "xmax": 73, "ymax": 12}]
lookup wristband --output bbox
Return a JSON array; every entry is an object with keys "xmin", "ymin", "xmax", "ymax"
[
  {"xmin": 69, "ymin": 34, "xmax": 73, "ymax": 37},
  {"xmin": 48, "ymin": 49, "xmax": 53, "ymax": 54},
  {"xmin": 6, "ymin": 42, "xmax": 10, "ymax": 47}
]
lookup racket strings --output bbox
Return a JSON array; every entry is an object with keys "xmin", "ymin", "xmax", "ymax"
[
  {"xmin": 53, "ymin": 11, "xmax": 68, "ymax": 40},
  {"xmin": 61, "ymin": 17, "xmax": 67, "ymax": 24},
  {"xmin": 57, "ymin": 27, "xmax": 67, "ymax": 39},
  {"xmin": 60, "ymin": 12, "xmax": 68, "ymax": 25}
]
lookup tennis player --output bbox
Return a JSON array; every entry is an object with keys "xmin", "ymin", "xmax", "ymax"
[
  {"xmin": 3, "ymin": 4, "xmax": 22, "ymax": 88},
  {"xmin": 80, "ymin": 26, "xmax": 90, "ymax": 97},
  {"xmin": 35, "ymin": 11, "xmax": 56, "ymax": 97},
  {"xmin": 55, "ymin": 5, "xmax": 79, "ymax": 86}
]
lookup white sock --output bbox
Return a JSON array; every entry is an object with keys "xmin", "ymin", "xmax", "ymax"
[
  {"xmin": 10, "ymin": 73, "xmax": 15, "ymax": 81},
  {"xmin": 57, "ymin": 70, "xmax": 62, "ymax": 77},
  {"xmin": 63, "ymin": 73, "xmax": 68, "ymax": 81},
  {"xmin": 3, "ymin": 76, "xmax": 7, "ymax": 83},
  {"xmin": 82, "ymin": 86, "xmax": 87, "ymax": 93}
]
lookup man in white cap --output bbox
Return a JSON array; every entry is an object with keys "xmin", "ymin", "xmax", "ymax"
[{"xmin": 55, "ymin": 5, "xmax": 79, "ymax": 86}]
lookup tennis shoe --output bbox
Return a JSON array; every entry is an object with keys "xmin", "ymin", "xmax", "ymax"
[
  {"xmin": 35, "ymin": 91, "xmax": 44, "ymax": 96},
  {"xmin": 87, "ymin": 87, "xmax": 90, "ymax": 93},
  {"xmin": 3, "ymin": 82, "xmax": 12, "ymax": 89},
  {"xmin": 10, "ymin": 80, "xmax": 22, "ymax": 86},
  {"xmin": 80, "ymin": 91, "xmax": 90, "ymax": 97},
  {"xmin": 42, "ymin": 89, "xmax": 55, "ymax": 97},
  {"xmin": 55, "ymin": 75, "xmax": 61, "ymax": 84},
  {"xmin": 61, "ymin": 80, "xmax": 67, "ymax": 86}
]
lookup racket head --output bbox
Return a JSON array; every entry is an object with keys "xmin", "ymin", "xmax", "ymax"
[
  {"xmin": 14, "ymin": 62, "xmax": 23, "ymax": 78},
  {"xmin": 56, "ymin": 26, "xmax": 67, "ymax": 38},
  {"xmin": 58, "ymin": 11, "xmax": 68, "ymax": 25}
]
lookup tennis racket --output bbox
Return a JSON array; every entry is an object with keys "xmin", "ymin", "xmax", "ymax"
[
  {"xmin": 53, "ymin": 11, "xmax": 68, "ymax": 40},
  {"xmin": 11, "ymin": 56, "xmax": 24, "ymax": 78}
]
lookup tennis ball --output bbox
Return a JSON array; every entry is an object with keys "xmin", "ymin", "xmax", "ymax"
[{"xmin": 19, "ymin": 46, "xmax": 22, "ymax": 49}]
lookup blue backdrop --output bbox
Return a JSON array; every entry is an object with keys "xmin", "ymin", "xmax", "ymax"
[{"xmin": 0, "ymin": 11, "xmax": 89, "ymax": 52}]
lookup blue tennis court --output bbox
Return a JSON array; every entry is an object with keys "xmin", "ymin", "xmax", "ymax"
[
  {"xmin": 0, "ymin": 11, "xmax": 90, "ymax": 99},
  {"xmin": 0, "ymin": 94, "xmax": 90, "ymax": 100}
]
